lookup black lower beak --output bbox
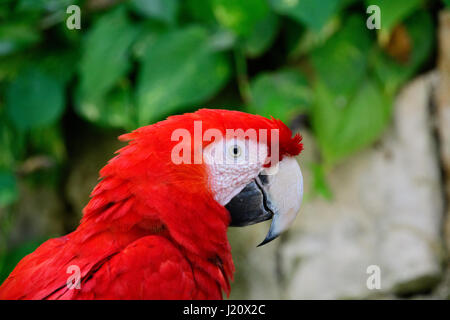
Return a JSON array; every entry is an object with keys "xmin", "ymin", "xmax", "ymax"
[{"xmin": 226, "ymin": 178, "xmax": 274, "ymax": 227}]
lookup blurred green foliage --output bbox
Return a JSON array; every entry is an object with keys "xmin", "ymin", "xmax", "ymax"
[{"xmin": 0, "ymin": 0, "xmax": 439, "ymax": 249}]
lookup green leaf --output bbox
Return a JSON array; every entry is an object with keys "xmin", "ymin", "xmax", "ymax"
[
  {"xmin": 132, "ymin": 21, "xmax": 167, "ymax": 59},
  {"xmin": 311, "ymin": 79, "xmax": 391, "ymax": 165},
  {"xmin": 311, "ymin": 15, "xmax": 372, "ymax": 100},
  {"xmin": 5, "ymin": 67, "xmax": 65, "ymax": 131},
  {"xmin": 0, "ymin": 21, "xmax": 41, "ymax": 56},
  {"xmin": 212, "ymin": 0, "xmax": 270, "ymax": 36},
  {"xmin": 244, "ymin": 11, "xmax": 279, "ymax": 58},
  {"xmin": 0, "ymin": 53, "xmax": 28, "ymax": 82},
  {"xmin": 17, "ymin": 0, "xmax": 75, "ymax": 12},
  {"xmin": 184, "ymin": 0, "xmax": 217, "ymax": 24},
  {"xmin": 208, "ymin": 29, "xmax": 236, "ymax": 52},
  {"xmin": 309, "ymin": 162, "xmax": 332, "ymax": 199},
  {"xmin": 79, "ymin": 7, "xmax": 139, "ymax": 101},
  {"xmin": 75, "ymin": 82, "xmax": 136, "ymax": 130},
  {"xmin": 136, "ymin": 26, "xmax": 231, "ymax": 125},
  {"xmin": 0, "ymin": 114, "xmax": 26, "ymax": 169},
  {"xmin": 287, "ymin": 17, "xmax": 340, "ymax": 59},
  {"xmin": 29, "ymin": 125, "xmax": 66, "ymax": 163},
  {"xmin": 130, "ymin": 0, "xmax": 179, "ymax": 24},
  {"xmin": 365, "ymin": 0, "xmax": 423, "ymax": 36},
  {"xmin": 76, "ymin": 8, "xmax": 140, "ymax": 129},
  {"xmin": 248, "ymin": 69, "xmax": 310, "ymax": 123},
  {"xmin": 269, "ymin": 0, "xmax": 340, "ymax": 31},
  {"xmin": 371, "ymin": 11, "xmax": 434, "ymax": 96},
  {"xmin": 38, "ymin": 50, "xmax": 78, "ymax": 84},
  {"xmin": 0, "ymin": 170, "xmax": 18, "ymax": 208}
]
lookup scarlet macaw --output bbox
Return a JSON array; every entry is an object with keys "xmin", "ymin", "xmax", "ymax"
[{"xmin": 0, "ymin": 109, "xmax": 303, "ymax": 299}]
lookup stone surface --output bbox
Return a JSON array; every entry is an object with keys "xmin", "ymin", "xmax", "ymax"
[
  {"xmin": 283, "ymin": 73, "xmax": 444, "ymax": 299},
  {"xmin": 228, "ymin": 224, "xmax": 283, "ymax": 299},
  {"xmin": 436, "ymin": 10, "xmax": 450, "ymax": 263},
  {"xmin": 229, "ymin": 73, "xmax": 446, "ymax": 299}
]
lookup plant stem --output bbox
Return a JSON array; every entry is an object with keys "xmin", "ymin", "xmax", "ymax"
[{"xmin": 234, "ymin": 47, "xmax": 252, "ymax": 104}]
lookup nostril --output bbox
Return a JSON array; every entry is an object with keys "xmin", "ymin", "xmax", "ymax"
[{"xmin": 257, "ymin": 173, "xmax": 269, "ymax": 185}]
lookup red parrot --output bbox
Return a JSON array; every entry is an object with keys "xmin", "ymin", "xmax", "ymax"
[{"xmin": 0, "ymin": 109, "xmax": 303, "ymax": 300}]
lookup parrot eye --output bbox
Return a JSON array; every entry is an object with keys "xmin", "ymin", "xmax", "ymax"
[{"xmin": 229, "ymin": 145, "xmax": 242, "ymax": 158}]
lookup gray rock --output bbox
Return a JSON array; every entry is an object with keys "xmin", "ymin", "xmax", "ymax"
[
  {"xmin": 229, "ymin": 73, "xmax": 446, "ymax": 299},
  {"xmin": 282, "ymin": 73, "xmax": 444, "ymax": 299},
  {"xmin": 436, "ymin": 10, "xmax": 450, "ymax": 260},
  {"xmin": 228, "ymin": 224, "xmax": 283, "ymax": 299},
  {"xmin": 284, "ymin": 74, "xmax": 444, "ymax": 299}
]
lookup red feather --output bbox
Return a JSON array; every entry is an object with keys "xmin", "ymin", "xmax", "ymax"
[{"xmin": 0, "ymin": 109, "xmax": 302, "ymax": 300}]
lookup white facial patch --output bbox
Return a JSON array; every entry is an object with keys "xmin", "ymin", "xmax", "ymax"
[{"xmin": 203, "ymin": 138, "xmax": 268, "ymax": 206}]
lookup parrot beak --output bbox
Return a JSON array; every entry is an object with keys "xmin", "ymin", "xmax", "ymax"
[{"xmin": 226, "ymin": 157, "xmax": 303, "ymax": 246}]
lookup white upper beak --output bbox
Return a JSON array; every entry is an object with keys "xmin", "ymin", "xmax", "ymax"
[{"xmin": 258, "ymin": 156, "xmax": 303, "ymax": 246}]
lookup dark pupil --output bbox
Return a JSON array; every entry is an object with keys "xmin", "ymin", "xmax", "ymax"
[{"xmin": 233, "ymin": 146, "xmax": 239, "ymax": 155}]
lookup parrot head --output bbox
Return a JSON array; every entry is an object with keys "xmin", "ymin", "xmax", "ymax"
[{"xmin": 81, "ymin": 109, "xmax": 303, "ymax": 293}]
